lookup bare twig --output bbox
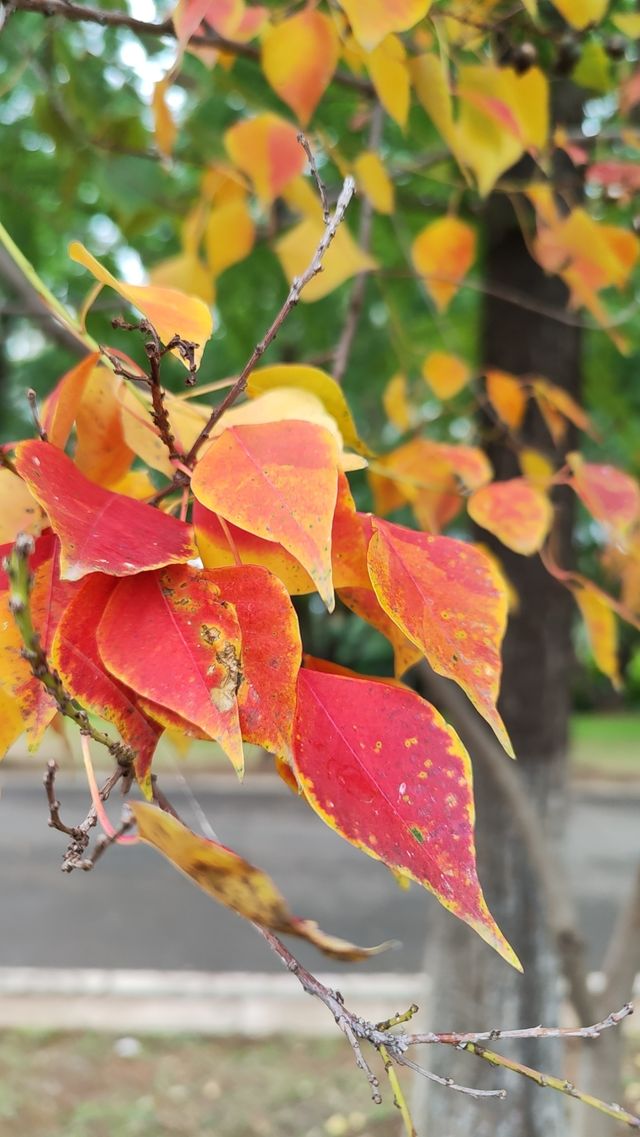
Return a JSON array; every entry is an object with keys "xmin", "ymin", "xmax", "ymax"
[
  {"xmin": 406, "ymin": 1004, "xmax": 634, "ymax": 1046},
  {"xmin": 44, "ymin": 758, "xmax": 130, "ymax": 872},
  {"xmin": 333, "ymin": 104, "xmax": 384, "ymax": 383},
  {"xmin": 4, "ymin": 535, "xmax": 135, "ymax": 768},
  {"xmin": 10, "ymin": 0, "xmax": 374, "ymax": 95},
  {"xmin": 297, "ymin": 133, "xmax": 330, "ymax": 222},
  {"xmin": 184, "ymin": 170, "xmax": 356, "ymax": 466},
  {"xmin": 395, "ymin": 1052, "xmax": 506, "ymax": 1100},
  {"xmin": 26, "ymin": 388, "xmax": 47, "ymax": 441}
]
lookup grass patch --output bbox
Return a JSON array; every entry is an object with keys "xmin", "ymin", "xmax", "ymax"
[
  {"xmin": 0, "ymin": 1032, "xmax": 399, "ymax": 1137},
  {"xmin": 570, "ymin": 712, "xmax": 640, "ymax": 779}
]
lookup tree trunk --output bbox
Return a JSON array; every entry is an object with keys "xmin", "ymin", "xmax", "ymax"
[{"xmin": 415, "ymin": 197, "xmax": 581, "ymax": 1136}]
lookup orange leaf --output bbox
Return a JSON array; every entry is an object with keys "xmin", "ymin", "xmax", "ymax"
[
  {"xmin": 74, "ymin": 366, "xmax": 135, "ymax": 487},
  {"xmin": 261, "ymin": 11, "xmax": 338, "ymax": 125},
  {"xmin": 14, "ymin": 440, "xmax": 197, "ymax": 581},
  {"xmin": 68, "ymin": 243, "xmax": 213, "ymax": 369},
  {"xmin": 367, "ymin": 518, "xmax": 512, "ymax": 754},
  {"xmin": 422, "ymin": 351, "xmax": 470, "ymax": 399},
  {"xmin": 224, "ymin": 113, "xmax": 305, "ymax": 204},
  {"xmin": 191, "ymin": 421, "xmax": 339, "ymax": 609},
  {"xmin": 41, "ymin": 352, "xmax": 101, "ymax": 448},
  {"xmin": 151, "ymin": 79, "xmax": 176, "ymax": 159},
  {"xmin": 97, "ymin": 565, "xmax": 244, "ymax": 774},
  {"xmin": 292, "ymin": 668, "xmax": 520, "ymax": 968},
  {"xmin": 369, "ymin": 438, "xmax": 492, "ymax": 532},
  {"xmin": 532, "ymin": 379, "xmax": 595, "ymax": 442},
  {"xmin": 131, "ymin": 801, "xmax": 389, "ymax": 961},
  {"xmin": 337, "ymin": 0, "xmax": 433, "ymax": 51},
  {"xmin": 486, "ymin": 370, "xmax": 527, "ymax": 431},
  {"xmin": 467, "ymin": 479, "xmax": 553, "ymax": 556},
  {"xmin": 412, "ymin": 216, "xmax": 476, "ymax": 312}
]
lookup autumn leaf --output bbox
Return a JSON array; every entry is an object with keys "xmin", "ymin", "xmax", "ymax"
[
  {"xmin": 367, "ymin": 35, "xmax": 411, "ymax": 129},
  {"xmin": 14, "ymin": 440, "xmax": 197, "ymax": 581},
  {"xmin": 382, "ymin": 373, "xmax": 412, "ymax": 431},
  {"xmin": 0, "ymin": 687, "xmax": 23, "ymax": 759},
  {"xmin": 412, "ymin": 216, "xmax": 476, "ymax": 312},
  {"xmin": 74, "ymin": 366, "xmax": 135, "ymax": 487},
  {"xmin": 467, "ymin": 479, "xmax": 553, "ymax": 556},
  {"xmin": 68, "ymin": 243, "xmax": 213, "ymax": 369},
  {"xmin": 369, "ymin": 438, "xmax": 492, "ymax": 532},
  {"xmin": 261, "ymin": 11, "xmax": 338, "ymax": 125},
  {"xmin": 0, "ymin": 469, "xmax": 43, "ymax": 545},
  {"xmin": 292, "ymin": 668, "xmax": 520, "ymax": 968},
  {"xmin": 353, "ymin": 151, "xmax": 395, "ymax": 214},
  {"xmin": 549, "ymin": 0, "xmax": 608, "ymax": 30},
  {"xmin": 224, "ymin": 113, "xmax": 306, "ymax": 204},
  {"xmin": 574, "ymin": 582, "xmax": 621, "ymax": 689},
  {"xmin": 191, "ymin": 421, "xmax": 339, "ymax": 609},
  {"xmin": 97, "ymin": 564, "xmax": 245, "ymax": 775},
  {"xmin": 567, "ymin": 452, "xmax": 640, "ymax": 543},
  {"xmin": 50, "ymin": 574, "xmax": 162, "ymax": 790},
  {"xmin": 205, "ymin": 197, "xmax": 256, "ymax": 278},
  {"xmin": 367, "ymin": 518, "xmax": 512, "ymax": 755},
  {"xmin": 41, "ymin": 352, "xmax": 101, "ymax": 448},
  {"xmin": 275, "ymin": 212, "xmax": 377, "ymax": 302},
  {"xmin": 337, "ymin": 0, "xmax": 433, "ymax": 51},
  {"xmin": 131, "ymin": 802, "xmax": 390, "ymax": 961},
  {"xmin": 246, "ymin": 364, "xmax": 371, "ymax": 455},
  {"xmin": 531, "ymin": 379, "xmax": 596, "ymax": 444},
  {"xmin": 422, "ymin": 351, "xmax": 470, "ymax": 399},
  {"xmin": 486, "ymin": 370, "xmax": 527, "ymax": 431},
  {"xmin": 205, "ymin": 565, "xmax": 302, "ymax": 754}
]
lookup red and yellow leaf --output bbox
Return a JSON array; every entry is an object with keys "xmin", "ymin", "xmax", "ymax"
[
  {"xmin": 50, "ymin": 574, "xmax": 162, "ymax": 789},
  {"xmin": 367, "ymin": 518, "xmax": 512, "ymax": 754},
  {"xmin": 292, "ymin": 668, "xmax": 520, "ymax": 968},
  {"xmin": 15, "ymin": 440, "xmax": 197, "ymax": 582},
  {"xmin": 205, "ymin": 566, "xmax": 301, "ymax": 754},
  {"xmin": 412, "ymin": 216, "xmax": 476, "ymax": 312},
  {"xmin": 131, "ymin": 801, "xmax": 389, "ymax": 961},
  {"xmin": 567, "ymin": 451, "xmax": 640, "ymax": 542},
  {"xmin": 68, "ymin": 243, "xmax": 213, "ymax": 370},
  {"xmin": 261, "ymin": 11, "xmax": 338, "ymax": 125},
  {"xmin": 246, "ymin": 363, "xmax": 370, "ymax": 455},
  {"xmin": 97, "ymin": 565, "xmax": 244, "ymax": 774},
  {"xmin": 191, "ymin": 421, "xmax": 339, "ymax": 609},
  {"xmin": 467, "ymin": 479, "xmax": 553, "ymax": 556},
  {"xmin": 224, "ymin": 114, "xmax": 305, "ymax": 204}
]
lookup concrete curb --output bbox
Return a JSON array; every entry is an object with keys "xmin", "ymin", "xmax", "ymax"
[{"xmin": 0, "ymin": 968, "xmax": 427, "ymax": 1036}]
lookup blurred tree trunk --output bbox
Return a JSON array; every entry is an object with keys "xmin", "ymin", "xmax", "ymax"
[{"xmin": 414, "ymin": 193, "xmax": 581, "ymax": 1136}]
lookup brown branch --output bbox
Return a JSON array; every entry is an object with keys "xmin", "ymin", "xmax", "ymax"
[
  {"xmin": 44, "ymin": 758, "xmax": 131, "ymax": 872},
  {"xmin": 184, "ymin": 168, "xmax": 356, "ymax": 467},
  {"xmin": 333, "ymin": 105, "xmax": 384, "ymax": 383},
  {"xmin": 10, "ymin": 0, "xmax": 374, "ymax": 95},
  {"xmin": 26, "ymin": 387, "xmax": 47, "ymax": 441}
]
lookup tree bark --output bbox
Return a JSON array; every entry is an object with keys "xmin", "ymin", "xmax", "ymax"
[{"xmin": 415, "ymin": 197, "xmax": 581, "ymax": 1136}]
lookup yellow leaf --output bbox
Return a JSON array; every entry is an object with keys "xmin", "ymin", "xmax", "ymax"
[
  {"xmin": 337, "ymin": 0, "xmax": 433, "ymax": 51},
  {"xmin": 367, "ymin": 35, "xmax": 411, "ymax": 128},
  {"xmin": 151, "ymin": 79, "xmax": 176, "ymax": 159},
  {"xmin": 486, "ymin": 370, "xmax": 527, "ymax": 431},
  {"xmin": 69, "ymin": 242, "xmax": 213, "ymax": 369},
  {"xmin": 422, "ymin": 351, "xmax": 470, "ymax": 399},
  {"xmin": 353, "ymin": 151, "xmax": 395, "ymax": 214},
  {"xmin": 205, "ymin": 197, "xmax": 256, "ymax": 278},
  {"xmin": 149, "ymin": 251, "xmax": 215, "ymax": 307},
  {"xmin": 224, "ymin": 113, "xmax": 306, "ymax": 204},
  {"xmin": 247, "ymin": 364, "xmax": 371, "ymax": 455},
  {"xmin": 575, "ymin": 583, "xmax": 620, "ymax": 688},
  {"xmin": 275, "ymin": 214, "xmax": 377, "ymax": 302},
  {"xmin": 519, "ymin": 449, "xmax": 554, "ymax": 488},
  {"xmin": 0, "ymin": 470, "xmax": 42, "ymax": 544},
  {"xmin": 201, "ymin": 162, "xmax": 250, "ymax": 206},
  {"xmin": 116, "ymin": 381, "xmax": 208, "ymax": 477},
  {"xmin": 613, "ymin": 13, "xmax": 640, "ymax": 36},
  {"xmin": 0, "ymin": 688, "xmax": 23, "ymax": 759},
  {"xmin": 261, "ymin": 11, "xmax": 339, "ymax": 126},
  {"xmin": 549, "ymin": 0, "xmax": 608, "ymax": 30},
  {"xmin": 131, "ymin": 802, "xmax": 389, "ymax": 961},
  {"xmin": 411, "ymin": 216, "xmax": 476, "ymax": 312},
  {"xmin": 411, "ymin": 52, "xmax": 458, "ymax": 153},
  {"xmin": 383, "ymin": 373, "xmax": 412, "ymax": 431}
]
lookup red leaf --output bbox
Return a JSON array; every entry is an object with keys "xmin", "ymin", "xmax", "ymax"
[
  {"xmin": 367, "ymin": 518, "xmax": 512, "ymax": 755},
  {"xmin": 96, "ymin": 564, "xmax": 244, "ymax": 774},
  {"xmin": 50, "ymin": 574, "xmax": 162, "ymax": 789},
  {"xmin": 0, "ymin": 536, "xmax": 77, "ymax": 747},
  {"xmin": 205, "ymin": 565, "xmax": 301, "ymax": 754},
  {"xmin": 191, "ymin": 421, "xmax": 339, "ymax": 609},
  {"xmin": 14, "ymin": 440, "xmax": 197, "ymax": 581},
  {"xmin": 568, "ymin": 452, "xmax": 640, "ymax": 542},
  {"xmin": 292, "ymin": 668, "xmax": 520, "ymax": 969}
]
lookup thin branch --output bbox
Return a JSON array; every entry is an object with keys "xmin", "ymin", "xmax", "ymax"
[
  {"xmin": 333, "ymin": 104, "xmax": 384, "ymax": 383},
  {"xmin": 407, "ymin": 1004, "xmax": 634, "ymax": 1046},
  {"xmin": 395, "ymin": 1052, "xmax": 505, "ymax": 1100},
  {"xmin": 10, "ymin": 0, "xmax": 374, "ymax": 95},
  {"xmin": 184, "ymin": 170, "xmax": 356, "ymax": 467},
  {"xmin": 298, "ymin": 133, "xmax": 330, "ymax": 223},
  {"xmin": 26, "ymin": 388, "xmax": 47, "ymax": 441},
  {"xmin": 4, "ymin": 534, "xmax": 135, "ymax": 768}
]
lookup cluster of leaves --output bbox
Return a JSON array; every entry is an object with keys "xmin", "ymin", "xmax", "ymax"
[{"xmin": 2, "ymin": 0, "xmax": 640, "ymax": 974}]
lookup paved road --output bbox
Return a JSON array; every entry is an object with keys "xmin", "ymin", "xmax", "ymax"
[{"xmin": 0, "ymin": 772, "xmax": 637, "ymax": 974}]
